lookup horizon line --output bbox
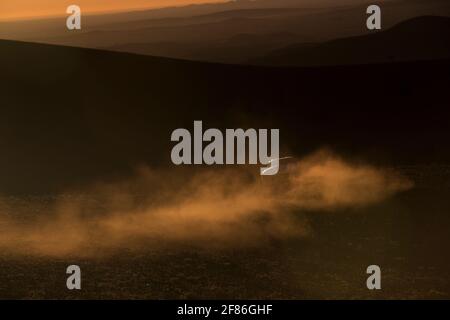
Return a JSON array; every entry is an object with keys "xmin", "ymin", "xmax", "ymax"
[{"xmin": 0, "ymin": 0, "xmax": 228, "ymax": 23}]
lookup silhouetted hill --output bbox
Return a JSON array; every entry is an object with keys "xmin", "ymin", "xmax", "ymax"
[
  {"xmin": 254, "ymin": 16, "xmax": 450, "ymax": 66},
  {"xmin": 1, "ymin": 39, "xmax": 449, "ymax": 194},
  {"xmin": 107, "ymin": 32, "xmax": 301, "ymax": 64}
]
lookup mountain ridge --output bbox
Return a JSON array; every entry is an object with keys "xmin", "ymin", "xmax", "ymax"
[{"xmin": 252, "ymin": 15, "xmax": 450, "ymax": 66}]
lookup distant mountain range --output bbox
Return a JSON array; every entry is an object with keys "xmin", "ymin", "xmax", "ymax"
[
  {"xmin": 252, "ymin": 16, "xmax": 450, "ymax": 66},
  {"xmin": 1, "ymin": 0, "xmax": 449, "ymax": 65}
]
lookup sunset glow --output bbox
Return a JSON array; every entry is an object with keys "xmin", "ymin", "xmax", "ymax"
[{"xmin": 0, "ymin": 0, "xmax": 226, "ymax": 20}]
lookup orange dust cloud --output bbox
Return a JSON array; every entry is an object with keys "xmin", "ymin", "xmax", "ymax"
[{"xmin": 0, "ymin": 150, "xmax": 413, "ymax": 257}]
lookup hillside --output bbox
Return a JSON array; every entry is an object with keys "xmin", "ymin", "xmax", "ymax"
[{"xmin": 0, "ymin": 39, "xmax": 449, "ymax": 193}]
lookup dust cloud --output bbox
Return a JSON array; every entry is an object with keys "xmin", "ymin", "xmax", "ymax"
[{"xmin": 0, "ymin": 150, "xmax": 412, "ymax": 257}]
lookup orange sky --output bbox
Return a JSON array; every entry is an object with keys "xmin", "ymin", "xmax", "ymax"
[{"xmin": 0, "ymin": 0, "xmax": 225, "ymax": 20}]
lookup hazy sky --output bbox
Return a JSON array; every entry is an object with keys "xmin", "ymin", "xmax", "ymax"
[{"xmin": 0, "ymin": 0, "xmax": 225, "ymax": 20}]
